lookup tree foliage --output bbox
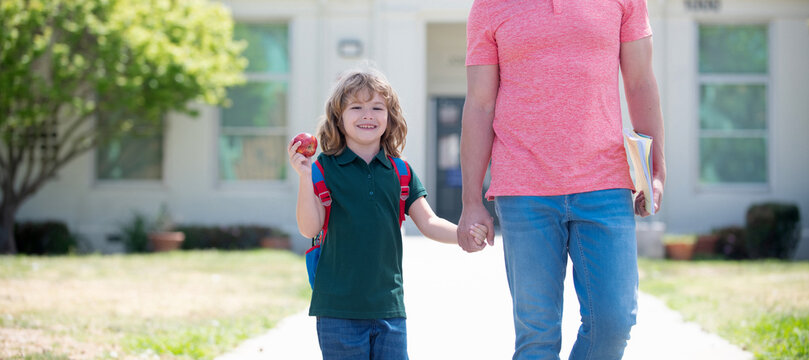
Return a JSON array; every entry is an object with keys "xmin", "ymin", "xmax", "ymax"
[{"xmin": 0, "ymin": 0, "xmax": 247, "ymax": 253}]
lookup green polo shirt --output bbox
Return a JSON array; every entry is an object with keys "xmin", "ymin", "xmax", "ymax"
[{"xmin": 308, "ymin": 148, "xmax": 427, "ymax": 319}]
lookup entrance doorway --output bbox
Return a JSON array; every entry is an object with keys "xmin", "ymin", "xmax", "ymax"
[{"xmin": 433, "ymin": 96, "xmax": 497, "ymax": 225}]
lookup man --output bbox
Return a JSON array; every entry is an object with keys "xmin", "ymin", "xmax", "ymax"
[{"xmin": 456, "ymin": 1, "xmax": 666, "ymax": 359}]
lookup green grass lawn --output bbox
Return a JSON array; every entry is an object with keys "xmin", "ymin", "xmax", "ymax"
[
  {"xmin": 638, "ymin": 259, "xmax": 809, "ymax": 360},
  {"xmin": 0, "ymin": 250, "xmax": 311, "ymax": 360}
]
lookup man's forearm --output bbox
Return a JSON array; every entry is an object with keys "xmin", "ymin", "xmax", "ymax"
[
  {"xmin": 626, "ymin": 79, "xmax": 666, "ymax": 184},
  {"xmin": 460, "ymin": 104, "xmax": 495, "ymax": 204},
  {"xmin": 621, "ymin": 37, "xmax": 666, "ymax": 184}
]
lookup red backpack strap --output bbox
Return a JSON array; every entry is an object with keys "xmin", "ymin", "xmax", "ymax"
[
  {"xmin": 311, "ymin": 160, "xmax": 331, "ymax": 245},
  {"xmin": 388, "ymin": 156, "xmax": 411, "ymax": 225}
]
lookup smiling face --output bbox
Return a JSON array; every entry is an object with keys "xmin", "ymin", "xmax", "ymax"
[
  {"xmin": 318, "ymin": 69, "xmax": 407, "ymax": 158},
  {"xmin": 340, "ymin": 90, "xmax": 389, "ymax": 153}
]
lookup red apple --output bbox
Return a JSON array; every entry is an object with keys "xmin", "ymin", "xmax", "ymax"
[{"xmin": 293, "ymin": 132, "xmax": 317, "ymax": 157}]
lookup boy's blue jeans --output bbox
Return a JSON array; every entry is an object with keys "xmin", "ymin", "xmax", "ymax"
[
  {"xmin": 316, "ymin": 317, "xmax": 408, "ymax": 360},
  {"xmin": 495, "ymin": 189, "xmax": 638, "ymax": 360}
]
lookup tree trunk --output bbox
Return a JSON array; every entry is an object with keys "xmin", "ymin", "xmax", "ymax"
[{"xmin": 0, "ymin": 201, "xmax": 17, "ymax": 254}]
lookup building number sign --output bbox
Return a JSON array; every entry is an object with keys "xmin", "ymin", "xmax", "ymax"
[{"xmin": 684, "ymin": 0, "xmax": 721, "ymax": 12}]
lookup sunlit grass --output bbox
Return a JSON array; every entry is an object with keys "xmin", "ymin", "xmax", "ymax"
[
  {"xmin": 638, "ymin": 259, "xmax": 809, "ymax": 359},
  {"xmin": 0, "ymin": 250, "xmax": 310, "ymax": 359}
]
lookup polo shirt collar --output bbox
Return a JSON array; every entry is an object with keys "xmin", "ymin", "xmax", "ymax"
[{"xmin": 335, "ymin": 147, "xmax": 392, "ymax": 169}]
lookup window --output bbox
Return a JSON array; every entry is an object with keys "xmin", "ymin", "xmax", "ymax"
[
  {"xmin": 96, "ymin": 116, "xmax": 163, "ymax": 181},
  {"xmin": 698, "ymin": 24, "xmax": 768, "ymax": 185},
  {"xmin": 219, "ymin": 23, "xmax": 289, "ymax": 181}
]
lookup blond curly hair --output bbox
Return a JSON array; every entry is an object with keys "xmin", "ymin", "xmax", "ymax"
[{"xmin": 316, "ymin": 66, "xmax": 407, "ymax": 157}]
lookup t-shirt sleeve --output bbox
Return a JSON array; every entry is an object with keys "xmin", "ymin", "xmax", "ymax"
[
  {"xmin": 620, "ymin": 0, "xmax": 653, "ymax": 43},
  {"xmin": 404, "ymin": 163, "xmax": 427, "ymax": 215},
  {"xmin": 466, "ymin": 0, "xmax": 499, "ymax": 66}
]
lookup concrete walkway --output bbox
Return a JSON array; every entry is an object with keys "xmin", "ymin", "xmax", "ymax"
[{"xmin": 217, "ymin": 235, "xmax": 753, "ymax": 360}]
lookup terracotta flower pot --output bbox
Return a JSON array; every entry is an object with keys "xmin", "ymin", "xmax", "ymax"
[
  {"xmin": 665, "ymin": 242, "xmax": 695, "ymax": 260},
  {"xmin": 148, "ymin": 231, "xmax": 185, "ymax": 252}
]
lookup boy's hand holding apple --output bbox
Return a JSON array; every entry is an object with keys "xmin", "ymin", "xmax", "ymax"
[
  {"xmin": 288, "ymin": 132, "xmax": 318, "ymax": 177},
  {"xmin": 293, "ymin": 132, "xmax": 318, "ymax": 157}
]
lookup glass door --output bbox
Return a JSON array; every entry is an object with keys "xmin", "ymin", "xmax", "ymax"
[{"xmin": 433, "ymin": 97, "xmax": 497, "ymax": 225}]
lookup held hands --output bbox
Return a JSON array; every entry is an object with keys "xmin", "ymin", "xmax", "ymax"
[
  {"xmin": 457, "ymin": 203, "xmax": 495, "ymax": 253},
  {"xmin": 634, "ymin": 178, "xmax": 664, "ymax": 217},
  {"xmin": 469, "ymin": 223, "xmax": 489, "ymax": 245}
]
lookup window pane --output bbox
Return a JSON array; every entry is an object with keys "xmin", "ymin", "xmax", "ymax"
[
  {"xmin": 222, "ymin": 82, "xmax": 287, "ymax": 127},
  {"xmin": 699, "ymin": 24, "xmax": 768, "ymax": 73},
  {"xmin": 234, "ymin": 24, "xmax": 289, "ymax": 74},
  {"xmin": 700, "ymin": 84, "xmax": 766, "ymax": 130},
  {"xmin": 219, "ymin": 135, "xmax": 286, "ymax": 180},
  {"xmin": 700, "ymin": 137, "xmax": 767, "ymax": 184},
  {"xmin": 97, "ymin": 134, "xmax": 163, "ymax": 180}
]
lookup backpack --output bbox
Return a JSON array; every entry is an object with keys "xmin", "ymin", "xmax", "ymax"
[{"xmin": 305, "ymin": 156, "xmax": 411, "ymax": 289}]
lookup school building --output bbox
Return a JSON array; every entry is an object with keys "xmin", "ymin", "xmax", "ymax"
[{"xmin": 16, "ymin": 0, "xmax": 809, "ymax": 255}]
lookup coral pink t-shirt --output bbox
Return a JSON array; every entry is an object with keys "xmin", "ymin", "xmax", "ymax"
[{"xmin": 466, "ymin": 0, "xmax": 652, "ymax": 198}]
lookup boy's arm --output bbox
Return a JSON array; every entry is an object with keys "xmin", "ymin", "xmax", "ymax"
[
  {"xmin": 408, "ymin": 197, "xmax": 458, "ymax": 244},
  {"xmin": 408, "ymin": 197, "xmax": 487, "ymax": 245},
  {"xmin": 295, "ymin": 174, "xmax": 325, "ymax": 238},
  {"xmin": 289, "ymin": 141, "xmax": 325, "ymax": 238}
]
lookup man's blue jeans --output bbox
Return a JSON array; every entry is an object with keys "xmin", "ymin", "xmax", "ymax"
[
  {"xmin": 495, "ymin": 189, "xmax": 638, "ymax": 360},
  {"xmin": 316, "ymin": 317, "xmax": 408, "ymax": 360}
]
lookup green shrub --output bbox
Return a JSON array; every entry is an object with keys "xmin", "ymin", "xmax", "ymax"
[
  {"xmin": 118, "ymin": 213, "xmax": 151, "ymax": 253},
  {"xmin": 13, "ymin": 221, "xmax": 77, "ymax": 255},
  {"xmin": 745, "ymin": 203, "xmax": 801, "ymax": 259},
  {"xmin": 115, "ymin": 215, "xmax": 288, "ymax": 253},
  {"xmin": 713, "ymin": 226, "xmax": 747, "ymax": 259},
  {"xmin": 176, "ymin": 225, "xmax": 281, "ymax": 250}
]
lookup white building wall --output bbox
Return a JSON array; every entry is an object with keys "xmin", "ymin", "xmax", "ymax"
[
  {"xmin": 381, "ymin": 13, "xmax": 428, "ymax": 190},
  {"xmin": 659, "ymin": 17, "xmax": 701, "ymax": 232},
  {"xmin": 13, "ymin": 0, "xmax": 809, "ymax": 253},
  {"xmin": 657, "ymin": 2, "xmax": 809, "ymax": 235}
]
